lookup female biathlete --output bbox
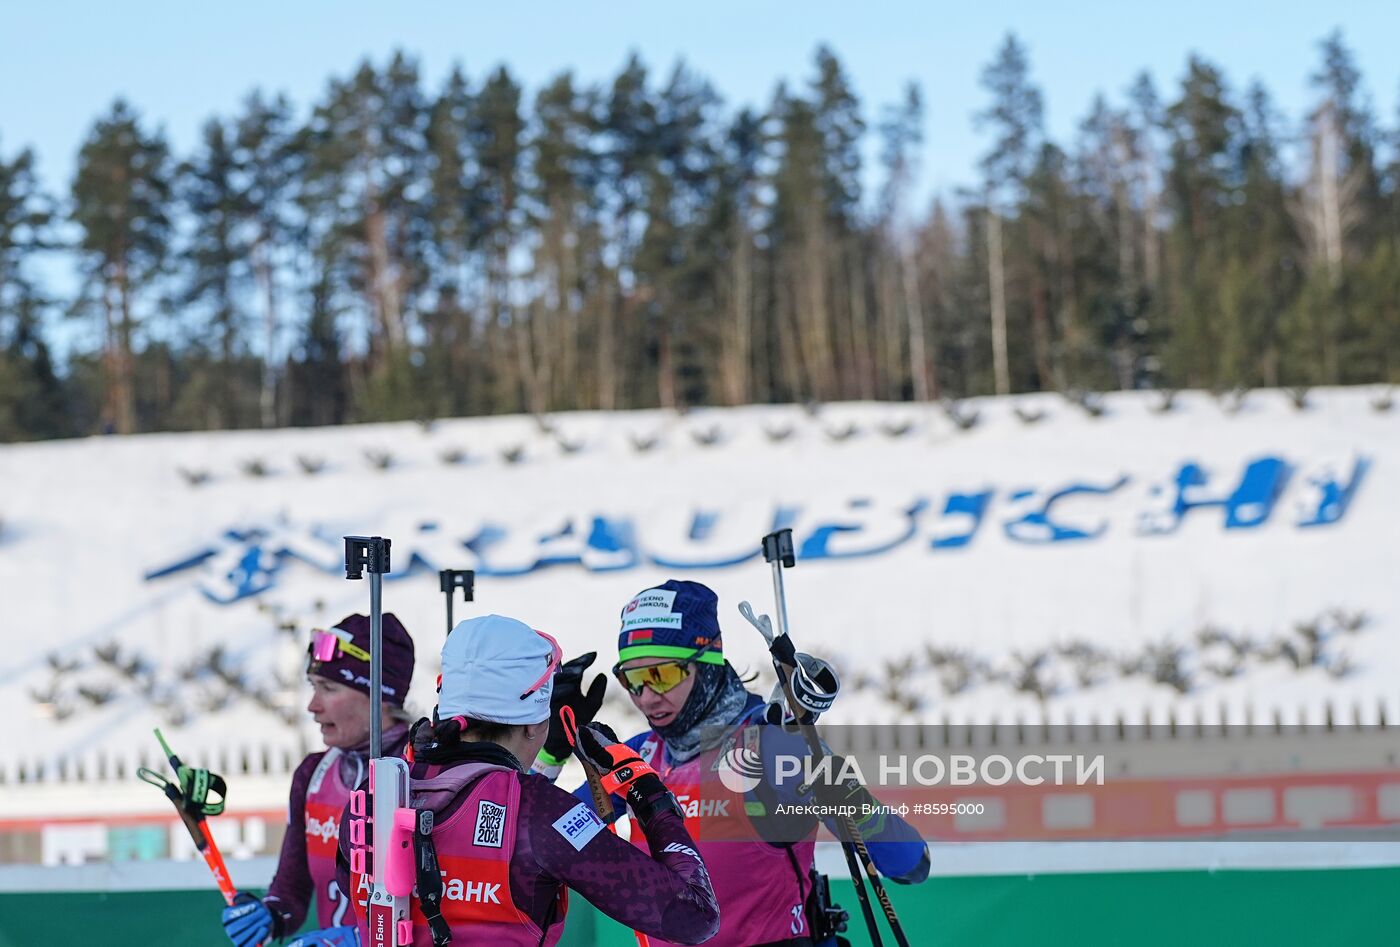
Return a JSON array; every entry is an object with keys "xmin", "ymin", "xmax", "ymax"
[
  {"xmin": 335, "ymin": 613, "xmax": 721, "ymax": 946},
  {"xmin": 546, "ymin": 580, "xmax": 930, "ymax": 947},
  {"xmin": 220, "ymin": 613, "xmax": 417, "ymax": 947}
]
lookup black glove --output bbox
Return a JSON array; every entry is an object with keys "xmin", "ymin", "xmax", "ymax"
[
  {"xmin": 576, "ymin": 722, "xmax": 679, "ymax": 824},
  {"xmin": 810, "ymin": 755, "xmax": 879, "ymax": 838},
  {"xmin": 542, "ymin": 652, "xmax": 608, "ymax": 765}
]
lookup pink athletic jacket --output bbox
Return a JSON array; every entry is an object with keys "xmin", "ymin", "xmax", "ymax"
[{"xmin": 337, "ymin": 755, "xmax": 720, "ymax": 945}]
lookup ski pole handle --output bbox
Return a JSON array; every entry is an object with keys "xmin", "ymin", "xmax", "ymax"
[
  {"xmin": 343, "ymin": 535, "xmax": 392, "ymax": 580},
  {"xmin": 560, "ymin": 709, "xmax": 649, "ymax": 946},
  {"xmin": 139, "ymin": 765, "xmax": 244, "ymax": 918},
  {"xmin": 149, "ymin": 731, "xmax": 241, "ymax": 903},
  {"xmin": 760, "ymin": 528, "xmax": 796, "ymax": 568},
  {"xmin": 439, "ymin": 569, "xmax": 475, "ymax": 636},
  {"xmin": 760, "ymin": 529, "xmax": 796, "ymax": 642},
  {"xmin": 344, "ymin": 536, "xmax": 392, "ymax": 758},
  {"xmin": 559, "ymin": 707, "xmax": 616, "ymax": 823}
]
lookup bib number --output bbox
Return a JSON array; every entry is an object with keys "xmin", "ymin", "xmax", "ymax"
[{"xmin": 326, "ymin": 879, "xmax": 351, "ymax": 927}]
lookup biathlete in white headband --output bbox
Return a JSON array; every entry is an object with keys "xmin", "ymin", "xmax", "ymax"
[{"xmin": 336, "ymin": 613, "xmax": 720, "ymax": 946}]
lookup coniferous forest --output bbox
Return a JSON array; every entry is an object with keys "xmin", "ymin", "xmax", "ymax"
[{"xmin": 1, "ymin": 33, "xmax": 1398, "ymax": 440}]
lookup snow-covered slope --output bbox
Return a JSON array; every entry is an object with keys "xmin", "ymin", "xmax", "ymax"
[{"xmin": 2, "ymin": 387, "xmax": 1393, "ymax": 784}]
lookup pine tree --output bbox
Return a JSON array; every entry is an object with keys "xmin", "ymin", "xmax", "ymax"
[
  {"xmin": 300, "ymin": 53, "xmax": 433, "ymax": 420},
  {"xmin": 422, "ymin": 67, "xmax": 478, "ymax": 417},
  {"xmin": 375, "ymin": 52, "xmax": 435, "ymax": 355},
  {"xmin": 1289, "ymin": 32, "xmax": 1385, "ymax": 384},
  {"xmin": 526, "ymin": 71, "xmax": 605, "ymax": 411},
  {"xmin": 977, "ymin": 34, "xmax": 1045, "ymax": 395},
  {"xmin": 71, "ymin": 99, "xmax": 175, "ymax": 434},
  {"xmin": 0, "ymin": 141, "xmax": 66, "ymax": 439},
  {"xmin": 1162, "ymin": 56, "xmax": 1243, "ymax": 389},
  {"xmin": 711, "ymin": 107, "xmax": 764, "ymax": 405},
  {"xmin": 1075, "ymin": 91, "xmax": 1170, "ymax": 390},
  {"xmin": 1309, "ymin": 31, "xmax": 1382, "ymax": 253},
  {"xmin": 287, "ymin": 265, "xmax": 348, "ymax": 427},
  {"xmin": 298, "ymin": 74, "xmax": 364, "ymax": 421},
  {"xmin": 636, "ymin": 63, "xmax": 722, "ymax": 408},
  {"xmin": 179, "ymin": 116, "xmax": 250, "ymax": 428},
  {"xmin": 1021, "ymin": 140, "xmax": 1077, "ymax": 390},
  {"xmin": 878, "ymin": 82, "xmax": 929, "ymax": 400},
  {"xmin": 1128, "ymin": 72, "xmax": 1166, "ymax": 338},
  {"xmin": 810, "ymin": 47, "xmax": 868, "ymax": 399},
  {"xmin": 1230, "ymin": 83, "xmax": 1298, "ymax": 387},
  {"xmin": 914, "ymin": 197, "xmax": 961, "ymax": 398},
  {"xmin": 234, "ymin": 91, "xmax": 301, "ymax": 427},
  {"xmin": 9, "ymin": 40, "xmax": 1400, "ymax": 440},
  {"xmin": 471, "ymin": 65, "xmax": 528, "ymax": 413},
  {"xmin": 769, "ymin": 82, "xmax": 831, "ymax": 401},
  {"xmin": 600, "ymin": 55, "xmax": 659, "ymax": 409}
]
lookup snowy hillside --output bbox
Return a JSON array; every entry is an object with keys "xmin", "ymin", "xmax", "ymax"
[{"xmin": 2, "ymin": 386, "xmax": 1394, "ymax": 788}]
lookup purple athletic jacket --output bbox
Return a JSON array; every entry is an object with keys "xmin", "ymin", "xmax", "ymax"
[
  {"xmin": 335, "ymin": 759, "xmax": 720, "ymax": 944},
  {"xmin": 263, "ymin": 725, "xmax": 409, "ymax": 936}
]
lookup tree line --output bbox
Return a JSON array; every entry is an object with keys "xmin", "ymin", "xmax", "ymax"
[{"xmin": 1, "ymin": 32, "xmax": 1397, "ymax": 440}]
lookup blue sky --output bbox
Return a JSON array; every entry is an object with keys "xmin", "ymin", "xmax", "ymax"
[{"xmin": 2, "ymin": 1, "xmax": 1397, "ymax": 205}]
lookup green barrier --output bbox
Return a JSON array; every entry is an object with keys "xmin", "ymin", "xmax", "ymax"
[
  {"xmin": 3, "ymin": 867, "xmax": 1397, "ymax": 946},
  {"xmin": 0, "ymin": 891, "xmax": 595, "ymax": 947},
  {"xmin": 591, "ymin": 866, "xmax": 1400, "ymax": 947}
]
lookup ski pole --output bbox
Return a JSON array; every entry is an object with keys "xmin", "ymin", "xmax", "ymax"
[
  {"xmin": 438, "ymin": 569, "xmax": 475, "ymax": 637},
  {"xmin": 137, "ymin": 731, "xmax": 241, "ymax": 910},
  {"xmin": 758, "ymin": 528, "xmax": 911, "ymax": 947},
  {"xmin": 345, "ymin": 536, "xmax": 393, "ymax": 759},
  {"xmin": 558, "ymin": 707, "xmax": 651, "ymax": 947},
  {"xmin": 345, "ymin": 536, "xmax": 418, "ymax": 947}
]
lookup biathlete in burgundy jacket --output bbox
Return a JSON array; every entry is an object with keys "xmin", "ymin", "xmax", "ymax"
[
  {"xmin": 335, "ymin": 613, "xmax": 720, "ymax": 946},
  {"xmin": 220, "ymin": 613, "xmax": 416, "ymax": 947},
  {"xmin": 545, "ymin": 580, "xmax": 931, "ymax": 947}
]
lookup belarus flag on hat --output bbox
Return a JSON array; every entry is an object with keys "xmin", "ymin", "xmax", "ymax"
[{"xmin": 628, "ymin": 629, "xmax": 654, "ymax": 644}]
